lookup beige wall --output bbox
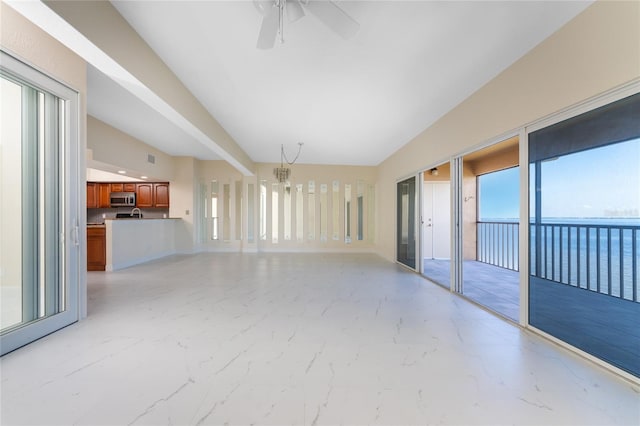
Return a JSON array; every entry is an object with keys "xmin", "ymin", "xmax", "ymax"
[
  {"xmin": 194, "ymin": 160, "xmax": 245, "ymax": 252},
  {"xmin": 377, "ymin": 0, "xmax": 640, "ymax": 262},
  {"xmin": 189, "ymin": 162, "xmax": 378, "ymax": 252},
  {"xmin": 169, "ymin": 160, "xmax": 377, "ymax": 253},
  {"xmin": 254, "ymin": 163, "xmax": 377, "ymax": 252},
  {"xmin": 170, "ymin": 157, "xmax": 196, "ymax": 252},
  {"xmin": 1, "ymin": 3, "xmax": 86, "ymax": 93},
  {"xmin": 1, "ymin": 1, "xmax": 88, "ymax": 315},
  {"xmin": 87, "ymin": 116, "xmax": 175, "ymax": 181}
]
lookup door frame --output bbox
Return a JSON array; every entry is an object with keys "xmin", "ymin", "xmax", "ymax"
[
  {"xmin": 0, "ymin": 51, "xmax": 81, "ymax": 355},
  {"xmin": 396, "ymin": 174, "xmax": 419, "ymax": 271}
]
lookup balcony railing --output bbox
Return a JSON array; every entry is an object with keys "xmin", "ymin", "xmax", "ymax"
[
  {"xmin": 530, "ymin": 222, "xmax": 639, "ymax": 303},
  {"xmin": 477, "ymin": 221, "xmax": 519, "ymax": 271}
]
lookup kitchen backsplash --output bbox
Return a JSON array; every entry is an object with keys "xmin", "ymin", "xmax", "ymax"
[{"xmin": 87, "ymin": 208, "xmax": 170, "ymax": 224}]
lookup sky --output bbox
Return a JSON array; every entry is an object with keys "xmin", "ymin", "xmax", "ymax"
[
  {"xmin": 478, "ymin": 166, "xmax": 520, "ymax": 220},
  {"xmin": 479, "ymin": 138, "xmax": 640, "ymax": 220}
]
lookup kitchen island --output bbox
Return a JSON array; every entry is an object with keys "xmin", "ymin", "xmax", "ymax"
[{"xmin": 105, "ymin": 218, "xmax": 182, "ymax": 271}]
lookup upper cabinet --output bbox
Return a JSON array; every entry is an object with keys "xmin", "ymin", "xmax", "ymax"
[
  {"xmin": 136, "ymin": 183, "xmax": 154, "ymax": 207},
  {"xmin": 154, "ymin": 183, "xmax": 170, "ymax": 208},
  {"xmin": 87, "ymin": 182, "xmax": 115, "ymax": 208},
  {"xmin": 135, "ymin": 182, "xmax": 169, "ymax": 208},
  {"xmin": 123, "ymin": 183, "xmax": 137, "ymax": 192},
  {"xmin": 87, "ymin": 182, "xmax": 97, "ymax": 208},
  {"xmin": 110, "ymin": 183, "xmax": 136, "ymax": 193},
  {"xmin": 86, "ymin": 181, "xmax": 170, "ymax": 209},
  {"xmin": 98, "ymin": 183, "xmax": 111, "ymax": 208}
]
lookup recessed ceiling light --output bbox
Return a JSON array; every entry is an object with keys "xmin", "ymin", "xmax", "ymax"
[
  {"xmin": 140, "ymin": 175, "xmax": 148, "ymax": 179},
  {"xmin": 117, "ymin": 170, "xmax": 126, "ymax": 174}
]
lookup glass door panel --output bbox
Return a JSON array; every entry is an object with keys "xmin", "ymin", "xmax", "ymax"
[
  {"xmin": 1, "ymin": 75, "xmax": 23, "ymax": 331},
  {"xmin": 1, "ymin": 53, "xmax": 79, "ymax": 355},
  {"xmin": 397, "ymin": 176, "xmax": 416, "ymax": 269},
  {"xmin": 529, "ymin": 93, "xmax": 640, "ymax": 377}
]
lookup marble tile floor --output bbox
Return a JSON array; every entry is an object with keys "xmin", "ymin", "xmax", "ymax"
[{"xmin": 1, "ymin": 253, "xmax": 638, "ymax": 425}]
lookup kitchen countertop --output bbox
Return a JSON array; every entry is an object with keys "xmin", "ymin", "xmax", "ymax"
[
  {"xmin": 87, "ymin": 218, "xmax": 181, "ymax": 226},
  {"xmin": 105, "ymin": 217, "xmax": 181, "ymax": 221}
]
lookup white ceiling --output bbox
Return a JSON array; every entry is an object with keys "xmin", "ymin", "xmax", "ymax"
[
  {"xmin": 87, "ymin": 0, "xmax": 593, "ymax": 166},
  {"xmin": 87, "ymin": 65, "xmax": 221, "ymax": 160}
]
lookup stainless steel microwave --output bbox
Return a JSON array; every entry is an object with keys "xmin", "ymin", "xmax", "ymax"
[{"xmin": 110, "ymin": 192, "xmax": 136, "ymax": 207}]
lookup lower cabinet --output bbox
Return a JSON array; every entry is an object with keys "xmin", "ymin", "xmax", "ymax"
[{"xmin": 87, "ymin": 226, "xmax": 106, "ymax": 271}]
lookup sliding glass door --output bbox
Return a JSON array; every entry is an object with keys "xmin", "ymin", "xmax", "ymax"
[
  {"xmin": 397, "ymin": 176, "xmax": 417, "ymax": 269},
  {"xmin": 1, "ymin": 52, "xmax": 80, "ymax": 355},
  {"xmin": 529, "ymin": 92, "xmax": 640, "ymax": 377}
]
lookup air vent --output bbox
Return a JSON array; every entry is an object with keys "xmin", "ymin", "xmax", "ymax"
[{"xmin": 147, "ymin": 154, "xmax": 155, "ymax": 164}]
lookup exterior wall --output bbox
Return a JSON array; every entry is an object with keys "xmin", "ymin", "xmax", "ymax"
[
  {"xmin": 423, "ymin": 162, "xmax": 451, "ymax": 182},
  {"xmin": 462, "ymin": 165, "xmax": 477, "ymax": 260},
  {"xmin": 467, "ymin": 144, "xmax": 519, "ymax": 177},
  {"xmin": 1, "ymin": 1, "xmax": 88, "ymax": 316},
  {"xmin": 87, "ymin": 115, "xmax": 175, "ymax": 181},
  {"xmin": 376, "ymin": 0, "xmax": 640, "ymax": 262}
]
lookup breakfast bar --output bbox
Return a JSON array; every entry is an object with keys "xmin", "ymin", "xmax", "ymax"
[{"xmin": 104, "ymin": 218, "xmax": 181, "ymax": 271}]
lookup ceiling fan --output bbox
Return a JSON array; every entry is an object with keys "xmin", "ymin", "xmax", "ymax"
[{"xmin": 254, "ymin": 0, "xmax": 360, "ymax": 49}]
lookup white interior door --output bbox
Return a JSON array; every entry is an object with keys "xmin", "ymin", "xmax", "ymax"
[
  {"xmin": 423, "ymin": 181, "xmax": 451, "ymax": 260},
  {"xmin": 422, "ymin": 183, "xmax": 434, "ymax": 258}
]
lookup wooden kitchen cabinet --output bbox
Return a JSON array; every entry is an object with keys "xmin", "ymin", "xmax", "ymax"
[
  {"xmin": 136, "ymin": 183, "xmax": 154, "ymax": 207},
  {"xmin": 86, "ymin": 181, "xmax": 170, "ymax": 209},
  {"xmin": 123, "ymin": 183, "xmax": 137, "ymax": 192},
  {"xmin": 110, "ymin": 183, "xmax": 137, "ymax": 193},
  {"xmin": 87, "ymin": 226, "xmax": 106, "ymax": 271},
  {"xmin": 87, "ymin": 183, "xmax": 97, "ymax": 208},
  {"xmin": 154, "ymin": 183, "xmax": 170, "ymax": 208},
  {"xmin": 98, "ymin": 183, "xmax": 111, "ymax": 208}
]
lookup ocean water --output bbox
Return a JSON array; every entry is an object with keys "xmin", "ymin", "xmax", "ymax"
[{"xmin": 530, "ymin": 218, "xmax": 640, "ymax": 302}]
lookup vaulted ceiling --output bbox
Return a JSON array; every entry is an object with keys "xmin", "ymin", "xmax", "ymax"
[{"xmin": 17, "ymin": 1, "xmax": 595, "ymax": 169}]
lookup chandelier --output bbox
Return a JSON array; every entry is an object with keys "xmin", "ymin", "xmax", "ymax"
[{"xmin": 273, "ymin": 142, "xmax": 303, "ymax": 183}]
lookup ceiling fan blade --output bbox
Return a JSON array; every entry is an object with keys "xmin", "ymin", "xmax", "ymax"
[
  {"xmin": 253, "ymin": 0, "xmax": 274, "ymax": 16},
  {"xmin": 286, "ymin": 0, "xmax": 305, "ymax": 22},
  {"xmin": 304, "ymin": 0, "xmax": 359, "ymax": 40},
  {"xmin": 256, "ymin": 4, "xmax": 279, "ymax": 49}
]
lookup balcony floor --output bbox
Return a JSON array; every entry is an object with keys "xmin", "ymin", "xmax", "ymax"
[{"xmin": 423, "ymin": 259, "xmax": 519, "ymax": 321}]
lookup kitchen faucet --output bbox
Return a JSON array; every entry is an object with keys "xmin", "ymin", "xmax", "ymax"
[{"xmin": 131, "ymin": 208, "xmax": 142, "ymax": 218}]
